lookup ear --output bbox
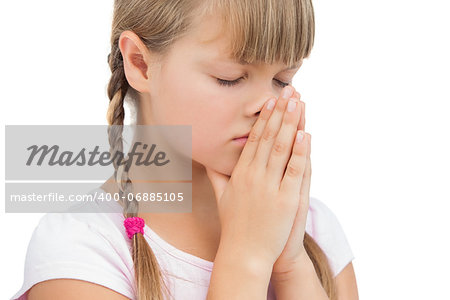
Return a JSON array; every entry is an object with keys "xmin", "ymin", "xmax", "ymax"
[{"xmin": 118, "ymin": 30, "xmax": 153, "ymax": 93}]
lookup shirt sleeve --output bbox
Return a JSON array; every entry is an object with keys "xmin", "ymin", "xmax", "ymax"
[
  {"xmin": 306, "ymin": 197, "xmax": 355, "ymax": 277},
  {"xmin": 11, "ymin": 212, "xmax": 136, "ymax": 300}
]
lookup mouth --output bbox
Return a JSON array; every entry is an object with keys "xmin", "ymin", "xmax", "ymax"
[
  {"xmin": 233, "ymin": 131, "xmax": 250, "ymax": 140},
  {"xmin": 234, "ymin": 135, "xmax": 249, "ymax": 140},
  {"xmin": 232, "ymin": 132, "xmax": 250, "ymax": 146}
]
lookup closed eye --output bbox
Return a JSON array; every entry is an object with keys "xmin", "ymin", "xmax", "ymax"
[{"xmin": 216, "ymin": 77, "xmax": 290, "ymax": 88}]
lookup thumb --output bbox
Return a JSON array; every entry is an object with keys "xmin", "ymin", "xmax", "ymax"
[{"xmin": 205, "ymin": 166, "xmax": 230, "ymax": 205}]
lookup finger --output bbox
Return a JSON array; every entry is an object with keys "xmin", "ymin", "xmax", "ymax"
[
  {"xmin": 266, "ymin": 95, "xmax": 302, "ymax": 184},
  {"xmin": 279, "ymin": 130, "xmax": 308, "ymax": 196},
  {"xmin": 300, "ymin": 133, "xmax": 311, "ymax": 197},
  {"xmin": 296, "ymin": 100, "xmax": 305, "ymax": 132},
  {"xmin": 251, "ymin": 85, "xmax": 295, "ymax": 167},
  {"xmin": 205, "ymin": 167, "xmax": 230, "ymax": 204},
  {"xmin": 281, "ymin": 133, "xmax": 311, "ymax": 247},
  {"xmin": 292, "ymin": 90, "xmax": 304, "ymax": 132},
  {"xmin": 300, "ymin": 101, "xmax": 305, "ymax": 132},
  {"xmin": 236, "ymin": 96, "xmax": 278, "ymax": 165},
  {"xmin": 296, "ymin": 133, "xmax": 311, "ymax": 231}
]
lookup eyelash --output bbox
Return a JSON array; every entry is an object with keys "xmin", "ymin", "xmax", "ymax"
[{"xmin": 216, "ymin": 77, "xmax": 290, "ymax": 88}]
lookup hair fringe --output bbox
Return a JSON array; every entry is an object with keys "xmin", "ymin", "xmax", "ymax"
[{"xmin": 200, "ymin": 0, "xmax": 315, "ymax": 67}]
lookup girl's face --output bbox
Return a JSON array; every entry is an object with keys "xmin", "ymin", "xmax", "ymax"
[{"xmin": 129, "ymin": 14, "xmax": 301, "ymax": 176}]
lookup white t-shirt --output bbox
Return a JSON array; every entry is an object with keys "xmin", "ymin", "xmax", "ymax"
[{"xmin": 11, "ymin": 187, "xmax": 355, "ymax": 300}]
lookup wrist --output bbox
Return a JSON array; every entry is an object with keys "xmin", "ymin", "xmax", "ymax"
[
  {"xmin": 271, "ymin": 251, "xmax": 313, "ymax": 284},
  {"xmin": 270, "ymin": 254, "xmax": 330, "ymax": 300},
  {"xmin": 207, "ymin": 246, "xmax": 273, "ymax": 299},
  {"xmin": 214, "ymin": 242, "xmax": 274, "ymax": 280}
]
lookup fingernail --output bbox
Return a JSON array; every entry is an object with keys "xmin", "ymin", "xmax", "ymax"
[
  {"xmin": 296, "ymin": 130, "xmax": 304, "ymax": 143},
  {"xmin": 287, "ymin": 99, "xmax": 297, "ymax": 112},
  {"xmin": 267, "ymin": 98, "xmax": 276, "ymax": 110},
  {"xmin": 282, "ymin": 86, "xmax": 293, "ymax": 99}
]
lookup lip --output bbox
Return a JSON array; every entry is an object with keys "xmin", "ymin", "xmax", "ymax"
[
  {"xmin": 234, "ymin": 132, "xmax": 250, "ymax": 139},
  {"xmin": 232, "ymin": 131, "xmax": 250, "ymax": 146},
  {"xmin": 233, "ymin": 137, "xmax": 248, "ymax": 146}
]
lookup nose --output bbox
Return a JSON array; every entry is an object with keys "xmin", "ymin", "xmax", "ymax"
[{"xmin": 251, "ymin": 85, "xmax": 298, "ymax": 115}]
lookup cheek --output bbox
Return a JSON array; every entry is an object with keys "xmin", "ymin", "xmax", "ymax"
[
  {"xmin": 157, "ymin": 72, "xmax": 234, "ymax": 139},
  {"xmin": 154, "ymin": 67, "xmax": 240, "ymax": 171},
  {"xmin": 188, "ymin": 103, "xmax": 230, "ymax": 161}
]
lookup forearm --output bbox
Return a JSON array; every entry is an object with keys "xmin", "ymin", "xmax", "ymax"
[
  {"xmin": 207, "ymin": 245, "xmax": 273, "ymax": 300},
  {"xmin": 271, "ymin": 255, "xmax": 330, "ymax": 300}
]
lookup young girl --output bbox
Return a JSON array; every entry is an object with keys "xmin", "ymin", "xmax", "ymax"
[{"xmin": 12, "ymin": 0, "xmax": 357, "ymax": 299}]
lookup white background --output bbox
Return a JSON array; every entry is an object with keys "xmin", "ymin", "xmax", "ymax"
[{"xmin": 1, "ymin": 0, "xmax": 449, "ymax": 299}]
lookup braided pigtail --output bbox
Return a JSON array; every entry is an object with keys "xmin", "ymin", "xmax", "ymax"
[
  {"xmin": 304, "ymin": 233, "xmax": 337, "ymax": 299},
  {"xmin": 106, "ymin": 44, "xmax": 171, "ymax": 300}
]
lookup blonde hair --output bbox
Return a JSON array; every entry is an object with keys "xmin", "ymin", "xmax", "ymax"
[{"xmin": 106, "ymin": 1, "xmax": 336, "ymax": 299}]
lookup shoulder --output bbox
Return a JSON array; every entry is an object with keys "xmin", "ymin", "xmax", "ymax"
[
  {"xmin": 11, "ymin": 189, "xmax": 136, "ymax": 300},
  {"xmin": 306, "ymin": 196, "xmax": 355, "ymax": 277}
]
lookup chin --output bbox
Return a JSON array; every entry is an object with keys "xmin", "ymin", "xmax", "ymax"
[
  {"xmin": 193, "ymin": 154, "xmax": 237, "ymax": 177},
  {"xmin": 211, "ymin": 157, "xmax": 238, "ymax": 177}
]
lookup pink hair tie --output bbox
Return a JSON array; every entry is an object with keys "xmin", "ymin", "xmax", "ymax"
[{"xmin": 124, "ymin": 217, "xmax": 145, "ymax": 239}]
